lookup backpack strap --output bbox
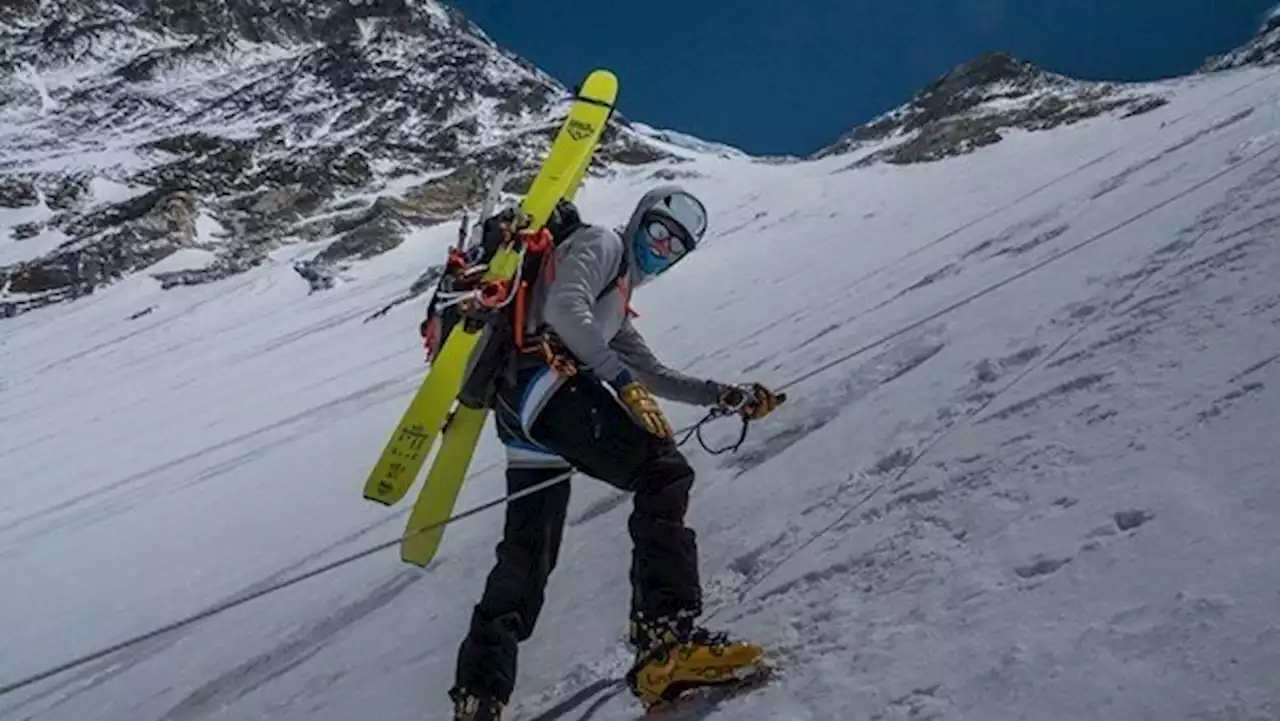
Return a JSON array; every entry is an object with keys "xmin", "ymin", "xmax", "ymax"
[
  {"xmin": 539, "ymin": 224, "xmax": 628, "ymax": 302},
  {"xmin": 596, "ymin": 248, "xmax": 628, "ymax": 301}
]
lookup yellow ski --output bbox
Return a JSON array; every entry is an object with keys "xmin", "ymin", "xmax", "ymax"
[
  {"xmin": 400, "ymin": 144, "xmax": 593, "ymax": 565},
  {"xmin": 362, "ymin": 328, "xmax": 477, "ymax": 505},
  {"xmin": 362, "ymin": 68, "xmax": 618, "ymax": 508},
  {"xmin": 400, "ymin": 406, "xmax": 487, "ymax": 565},
  {"xmin": 398, "ymin": 71, "xmax": 618, "ymax": 564}
]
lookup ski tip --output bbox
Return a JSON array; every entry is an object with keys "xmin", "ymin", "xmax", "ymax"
[
  {"xmin": 363, "ymin": 492, "xmax": 397, "ymax": 507},
  {"xmin": 575, "ymin": 69, "xmax": 619, "ymax": 104},
  {"xmin": 579, "ymin": 67, "xmax": 617, "ymax": 85}
]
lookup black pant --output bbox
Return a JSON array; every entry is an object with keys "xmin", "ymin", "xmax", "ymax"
[{"xmin": 452, "ymin": 372, "xmax": 701, "ymax": 703}]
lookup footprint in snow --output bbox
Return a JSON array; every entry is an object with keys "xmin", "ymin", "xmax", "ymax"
[
  {"xmin": 1081, "ymin": 508, "xmax": 1155, "ymax": 552},
  {"xmin": 1014, "ymin": 555, "xmax": 1072, "ymax": 580}
]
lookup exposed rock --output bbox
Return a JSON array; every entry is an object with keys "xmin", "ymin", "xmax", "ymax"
[
  {"xmin": 292, "ymin": 260, "xmax": 338, "ymax": 293},
  {"xmin": 6, "ymin": 190, "xmax": 198, "ymax": 294},
  {"xmin": 314, "ymin": 198, "xmax": 412, "ymax": 263},
  {"xmin": 0, "ymin": 0, "xmax": 684, "ymax": 315},
  {"xmin": 0, "ymin": 285, "xmax": 82, "ymax": 319},
  {"xmin": 819, "ymin": 52, "xmax": 1168, "ymax": 166},
  {"xmin": 401, "ymin": 165, "xmax": 488, "ymax": 219},
  {"xmin": 1201, "ymin": 13, "xmax": 1280, "ymax": 72},
  {"xmin": 46, "ymin": 173, "xmax": 93, "ymax": 211},
  {"xmin": 1122, "ymin": 96, "xmax": 1171, "ymax": 118},
  {"xmin": 153, "ymin": 256, "xmax": 257, "ymax": 289},
  {"xmin": 142, "ymin": 132, "xmax": 235, "ymax": 156},
  {"xmin": 0, "ymin": 0, "xmax": 38, "ymax": 25},
  {"xmin": 251, "ymin": 185, "xmax": 322, "ymax": 221},
  {"xmin": 292, "ymin": 193, "xmax": 445, "ymax": 292},
  {"xmin": 11, "ymin": 222, "xmax": 42, "ymax": 240},
  {"xmin": 112, "ymin": 35, "xmax": 235, "ymax": 83},
  {"xmin": 648, "ymin": 167, "xmax": 702, "ymax": 181},
  {"xmin": 0, "ymin": 177, "xmax": 39, "ymax": 208},
  {"xmin": 136, "ymin": 139, "xmax": 258, "ymax": 195},
  {"xmin": 255, "ymin": 148, "xmax": 373, "ymax": 192},
  {"xmin": 595, "ymin": 125, "xmax": 673, "ymax": 166},
  {"xmin": 61, "ymin": 187, "xmax": 188, "ymax": 240}
]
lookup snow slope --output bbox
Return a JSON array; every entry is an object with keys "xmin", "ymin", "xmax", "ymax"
[{"xmin": 2, "ymin": 63, "xmax": 1280, "ymax": 721}]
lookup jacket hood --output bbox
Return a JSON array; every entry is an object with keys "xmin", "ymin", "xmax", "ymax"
[{"xmin": 619, "ymin": 184, "xmax": 696, "ymax": 288}]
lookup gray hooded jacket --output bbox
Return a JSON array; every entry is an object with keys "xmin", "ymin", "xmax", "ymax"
[{"xmin": 523, "ymin": 186, "xmax": 724, "ymax": 408}]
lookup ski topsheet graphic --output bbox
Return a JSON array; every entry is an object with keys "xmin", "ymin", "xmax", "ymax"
[{"xmin": 359, "ymin": 69, "xmax": 618, "ymax": 564}]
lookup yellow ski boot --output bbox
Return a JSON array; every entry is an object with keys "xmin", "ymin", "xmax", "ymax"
[{"xmin": 625, "ymin": 611, "xmax": 770, "ymax": 712}]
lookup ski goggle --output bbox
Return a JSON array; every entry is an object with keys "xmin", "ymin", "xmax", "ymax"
[
  {"xmin": 644, "ymin": 217, "xmax": 690, "ymax": 259},
  {"xmin": 635, "ymin": 215, "xmax": 690, "ymax": 275}
]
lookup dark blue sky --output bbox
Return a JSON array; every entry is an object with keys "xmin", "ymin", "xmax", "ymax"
[{"xmin": 448, "ymin": 1, "xmax": 1278, "ymax": 156}]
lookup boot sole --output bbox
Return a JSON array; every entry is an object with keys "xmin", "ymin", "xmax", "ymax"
[{"xmin": 641, "ymin": 660, "xmax": 775, "ymax": 715}]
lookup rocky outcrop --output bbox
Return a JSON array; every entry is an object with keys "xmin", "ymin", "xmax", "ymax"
[
  {"xmin": 47, "ymin": 173, "xmax": 93, "ymax": 211},
  {"xmin": 817, "ymin": 52, "xmax": 1168, "ymax": 166},
  {"xmin": 0, "ymin": 0, "xmax": 38, "ymax": 25},
  {"xmin": 0, "ymin": 177, "xmax": 39, "ymax": 208},
  {"xmin": 1201, "ymin": 12, "xmax": 1280, "ymax": 72},
  {"xmin": 0, "ymin": 0, "xmax": 675, "ymax": 317},
  {"xmin": 6, "ymin": 189, "xmax": 199, "ymax": 295},
  {"xmin": 11, "ymin": 221, "xmax": 42, "ymax": 240}
]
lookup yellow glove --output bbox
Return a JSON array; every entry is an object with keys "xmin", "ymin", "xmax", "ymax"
[
  {"xmin": 617, "ymin": 381, "xmax": 675, "ymax": 438},
  {"xmin": 718, "ymin": 383, "xmax": 785, "ymax": 420}
]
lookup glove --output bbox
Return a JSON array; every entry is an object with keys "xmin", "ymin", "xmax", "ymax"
[
  {"xmin": 717, "ymin": 383, "xmax": 785, "ymax": 421},
  {"xmin": 617, "ymin": 380, "xmax": 675, "ymax": 438}
]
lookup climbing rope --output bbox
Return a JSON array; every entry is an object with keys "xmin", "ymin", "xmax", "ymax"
[{"xmin": 3, "ymin": 125, "xmax": 1276, "ymax": 704}]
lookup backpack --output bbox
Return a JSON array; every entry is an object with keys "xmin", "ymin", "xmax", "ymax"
[{"xmin": 420, "ymin": 200, "xmax": 627, "ymax": 410}]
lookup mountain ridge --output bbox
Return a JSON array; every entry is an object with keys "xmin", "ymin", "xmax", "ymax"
[
  {"xmin": 1200, "ymin": 8, "xmax": 1280, "ymax": 72},
  {"xmin": 1, "ymin": 1, "xmax": 1274, "ymax": 318}
]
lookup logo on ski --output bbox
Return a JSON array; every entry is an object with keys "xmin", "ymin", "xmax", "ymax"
[
  {"xmin": 397, "ymin": 425, "xmax": 430, "ymax": 453},
  {"xmin": 567, "ymin": 119, "xmax": 595, "ymax": 141}
]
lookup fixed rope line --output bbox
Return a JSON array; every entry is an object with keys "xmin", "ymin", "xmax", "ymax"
[
  {"xmin": 775, "ymin": 138, "xmax": 1280, "ymax": 395},
  {"xmin": 722, "ymin": 137, "xmax": 1280, "ymax": 595},
  {"xmin": 699, "ymin": 143, "xmax": 1275, "ymax": 678},
  {"xmin": 0, "ymin": 473, "xmax": 539, "ymax": 697},
  {"xmin": 526, "ymin": 136, "xmax": 1280, "ymax": 721},
  {"xmin": 4, "ymin": 137, "xmax": 1275, "ymax": 702},
  {"xmin": 683, "ymin": 67, "xmax": 1280, "ymax": 375}
]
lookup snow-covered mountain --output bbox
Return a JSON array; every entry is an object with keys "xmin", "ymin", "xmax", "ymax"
[
  {"xmin": 628, "ymin": 122, "xmax": 751, "ymax": 160},
  {"xmin": 814, "ymin": 51, "xmax": 1169, "ymax": 165},
  {"xmin": 0, "ymin": 0, "xmax": 670, "ymax": 316},
  {"xmin": 2, "ymin": 2, "xmax": 1253, "ymax": 323},
  {"xmin": 3, "ymin": 7, "xmax": 1280, "ymax": 721},
  {"xmin": 1202, "ymin": 8, "xmax": 1280, "ymax": 72}
]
